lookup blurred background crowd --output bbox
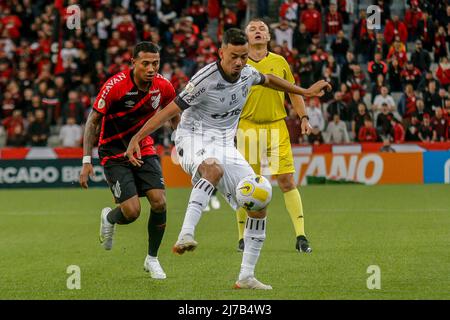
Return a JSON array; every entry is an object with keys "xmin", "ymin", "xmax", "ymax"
[{"xmin": 0, "ymin": 0, "xmax": 449, "ymax": 150}]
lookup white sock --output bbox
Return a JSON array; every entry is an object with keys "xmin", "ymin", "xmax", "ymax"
[
  {"xmin": 179, "ymin": 178, "xmax": 215, "ymax": 239},
  {"xmin": 239, "ymin": 216, "xmax": 266, "ymax": 281},
  {"xmin": 147, "ymin": 255, "xmax": 158, "ymax": 261}
]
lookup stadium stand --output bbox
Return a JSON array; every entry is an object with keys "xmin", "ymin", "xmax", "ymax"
[{"xmin": 0, "ymin": 0, "xmax": 449, "ymax": 151}]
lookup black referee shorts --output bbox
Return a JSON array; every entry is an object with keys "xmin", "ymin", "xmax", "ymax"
[{"xmin": 103, "ymin": 155, "xmax": 165, "ymax": 204}]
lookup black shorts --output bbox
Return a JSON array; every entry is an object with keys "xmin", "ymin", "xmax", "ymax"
[{"xmin": 103, "ymin": 155, "xmax": 165, "ymax": 204}]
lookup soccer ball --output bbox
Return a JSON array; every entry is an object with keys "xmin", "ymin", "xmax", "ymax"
[{"xmin": 236, "ymin": 174, "xmax": 272, "ymax": 211}]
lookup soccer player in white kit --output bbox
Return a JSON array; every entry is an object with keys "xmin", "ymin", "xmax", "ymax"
[{"xmin": 126, "ymin": 28, "xmax": 330, "ymax": 289}]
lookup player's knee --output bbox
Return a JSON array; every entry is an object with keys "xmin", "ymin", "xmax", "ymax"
[
  {"xmin": 277, "ymin": 174, "xmax": 296, "ymax": 193},
  {"xmin": 121, "ymin": 201, "xmax": 141, "ymax": 222},
  {"xmin": 199, "ymin": 161, "xmax": 224, "ymax": 185},
  {"xmin": 151, "ymin": 198, "xmax": 166, "ymax": 212}
]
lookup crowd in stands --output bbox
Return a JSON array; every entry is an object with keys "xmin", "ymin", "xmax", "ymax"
[{"xmin": 0, "ymin": 0, "xmax": 449, "ymax": 150}]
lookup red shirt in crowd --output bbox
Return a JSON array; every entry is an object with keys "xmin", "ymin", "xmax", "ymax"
[
  {"xmin": 325, "ymin": 11, "xmax": 343, "ymax": 35},
  {"xmin": 358, "ymin": 126, "xmax": 378, "ymax": 142},
  {"xmin": 392, "ymin": 122, "xmax": 405, "ymax": 143},
  {"xmin": 300, "ymin": 8, "xmax": 322, "ymax": 34},
  {"xmin": 384, "ymin": 20, "xmax": 408, "ymax": 44}
]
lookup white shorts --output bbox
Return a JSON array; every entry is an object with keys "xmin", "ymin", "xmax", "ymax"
[{"xmin": 175, "ymin": 133, "xmax": 254, "ymax": 210}]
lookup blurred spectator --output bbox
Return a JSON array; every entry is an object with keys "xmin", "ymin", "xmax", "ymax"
[
  {"xmin": 308, "ymin": 126, "xmax": 324, "ymax": 145},
  {"xmin": 272, "ymin": 19, "xmax": 294, "ymax": 50},
  {"xmin": 433, "ymin": 26, "xmax": 448, "ymax": 62},
  {"xmin": 358, "ymin": 115, "xmax": 378, "ymax": 142},
  {"xmin": 373, "ymin": 86, "xmax": 397, "ymax": 118},
  {"xmin": 384, "ymin": 15, "xmax": 408, "ymax": 45},
  {"xmin": 324, "ymin": 3, "xmax": 343, "ymax": 50},
  {"xmin": 387, "ymin": 38, "xmax": 407, "ymax": 68},
  {"xmin": 398, "ymin": 84, "xmax": 418, "ymax": 121},
  {"xmin": 327, "ymin": 92, "xmax": 347, "ymax": 122},
  {"xmin": 325, "ymin": 113, "xmax": 350, "ymax": 144},
  {"xmin": 422, "ymin": 80, "xmax": 441, "ymax": 113},
  {"xmin": 2, "ymin": 109, "xmax": 24, "ymax": 145},
  {"xmin": 431, "ymin": 107, "xmax": 448, "ymax": 142},
  {"xmin": 405, "ymin": 0, "xmax": 422, "ymax": 41},
  {"xmin": 436, "ymin": 57, "xmax": 450, "ymax": 89},
  {"xmin": 293, "ymin": 23, "xmax": 311, "ymax": 55},
  {"xmin": 387, "ymin": 57, "xmax": 403, "ymax": 92},
  {"xmin": 279, "ymin": 0, "xmax": 298, "ymax": 23},
  {"xmin": 286, "ymin": 108, "xmax": 302, "ymax": 144},
  {"xmin": 418, "ymin": 114, "xmax": 434, "ymax": 142},
  {"xmin": 62, "ymin": 91, "xmax": 84, "ymax": 125},
  {"xmin": 405, "ymin": 114, "xmax": 422, "ymax": 141},
  {"xmin": 376, "ymin": 104, "xmax": 393, "ymax": 138},
  {"xmin": 28, "ymin": 109, "xmax": 49, "ymax": 147},
  {"xmin": 300, "ymin": 0, "xmax": 322, "ymax": 36},
  {"xmin": 236, "ymin": 0, "xmax": 248, "ymax": 28},
  {"xmin": 411, "ymin": 40, "xmax": 431, "ymax": 72},
  {"xmin": 187, "ymin": 0, "xmax": 208, "ymax": 31},
  {"xmin": 331, "ymin": 30, "xmax": 350, "ymax": 66},
  {"xmin": 369, "ymin": 32, "xmax": 389, "ymax": 60},
  {"xmin": 417, "ymin": 11, "xmax": 435, "ymax": 52},
  {"xmin": 306, "ymin": 98, "xmax": 325, "ymax": 132},
  {"xmin": 390, "ymin": 117, "xmax": 405, "ymax": 143},
  {"xmin": 368, "ymin": 53, "xmax": 388, "ymax": 82},
  {"xmin": 59, "ymin": 117, "xmax": 82, "ymax": 147},
  {"xmin": 401, "ymin": 61, "xmax": 422, "ymax": 90}
]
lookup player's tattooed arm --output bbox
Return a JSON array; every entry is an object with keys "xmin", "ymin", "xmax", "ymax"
[
  {"xmin": 263, "ymin": 74, "xmax": 331, "ymax": 97},
  {"xmin": 83, "ymin": 109, "xmax": 103, "ymax": 157},
  {"xmin": 79, "ymin": 110, "xmax": 103, "ymax": 189}
]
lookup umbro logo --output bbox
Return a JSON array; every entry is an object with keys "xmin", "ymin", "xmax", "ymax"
[
  {"xmin": 126, "ymin": 91, "xmax": 139, "ymax": 96},
  {"xmin": 112, "ymin": 181, "xmax": 121, "ymax": 198},
  {"xmin": 125, "ymin": 100, "xmax": 135, "ymax": 107}
]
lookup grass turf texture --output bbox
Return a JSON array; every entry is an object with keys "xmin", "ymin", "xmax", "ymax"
[{"xmin": 0, "ymin": 184, "xmax": 449, "ymax": 300}]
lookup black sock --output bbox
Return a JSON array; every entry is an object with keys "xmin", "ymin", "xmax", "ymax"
[
  {"xmin": 212, "ymin": 188, "xmax": 217, "ymax": 196},
  {"xmin": 148, "ymin": 209, "xmax": 167, "ymax": 257},
  {"xmin": 107, "ymin": 207, "xmax": 133, "ymax": 225}
]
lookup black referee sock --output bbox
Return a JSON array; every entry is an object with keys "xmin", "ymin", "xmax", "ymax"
[
  {"xmin": 148, "ymin": 209, "xmax": 167, "ymax": 257},
  {"xmin": 107, "ymin": 207, "xmax": 133, "ymax": 225},
  {"xmin": 212, "ymin": 188, "xmax": 218, "ymax": 196}
]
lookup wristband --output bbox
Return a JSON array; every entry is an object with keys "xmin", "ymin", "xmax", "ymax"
[
  {"xmin": 82, "ymin": 156, "xmax": 92, "ymax": 164},
  {"xmin": 300, "ymin": 115, "xmax": 309, "ymax": 121}
]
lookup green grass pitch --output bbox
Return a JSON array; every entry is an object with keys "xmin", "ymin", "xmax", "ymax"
[{"xmin": 0, "ymin": 184, "xmax": 449, "ymax": 300}]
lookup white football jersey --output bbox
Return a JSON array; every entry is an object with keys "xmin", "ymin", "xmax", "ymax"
[{"xmin": 174, "ymin": 61, "xmax": 265, "ymax": 145}]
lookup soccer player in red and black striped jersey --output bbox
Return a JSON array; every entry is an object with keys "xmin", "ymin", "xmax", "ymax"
[{"xmin": 79, "ymin": 42, "xmax": 179, "ymax": 279}]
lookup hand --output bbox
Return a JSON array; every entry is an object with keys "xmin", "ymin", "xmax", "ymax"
[
  {"xmin": 301, "ymin": 118, "xmax": 312, "ymax": 135},
  {"xmin": 79, "ymin": 163, "xmax": 94, "ymax": 189},
  {"xmin": 304, "ymin": 80, "xmax": 332, "ymax": 97},
  {"xmin": 125, "ymin": 137, "xmax": 144, "ymax": 167}
]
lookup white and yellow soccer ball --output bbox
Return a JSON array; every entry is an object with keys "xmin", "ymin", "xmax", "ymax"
[{"xmin": 236, "ymin": 174, "xmax": 272, "ymax": 211}]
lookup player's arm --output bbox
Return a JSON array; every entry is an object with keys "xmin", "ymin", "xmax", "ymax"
[
  {"xmin": 170, "ymin": 112, "xmax": 181, "ymax": 130},
  {"xmin": 262, "ymin": 74, "xmax": 331, "ymax": 97},
  {"xmin": 79, "ymin": 109, "xmax": 103, "ymax": 189},
  {"xmin": 288, "ymin": 93, "xmax": 312, "ymax": 135},
  {"xmin": 126, "ymin": 101, "xmax": 182, "ymax": 166}
]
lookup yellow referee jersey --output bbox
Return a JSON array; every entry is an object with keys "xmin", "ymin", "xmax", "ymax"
[{"xmin": 240, "ymin": 52, "xmax": 295, "ymax": 123}]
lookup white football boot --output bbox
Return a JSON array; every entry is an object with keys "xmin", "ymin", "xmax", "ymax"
[
  {"xmin": 172, "ymin": 233, "xmax": 198, "ymax": 255},
  {"xmin": 144, "ymin": 255, "xmax": 167, "ymax": 279},
  {"xmin": 99, "ymin": 207, "xmax": 115, "ymax": 250},
  {"xmin": 233, "ymin": 277, "xmax": 273, "ymax": 290}
]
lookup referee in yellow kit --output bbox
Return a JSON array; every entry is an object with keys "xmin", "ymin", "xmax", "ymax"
[{"xmin": 236, "ymin": 19, "xmax": 312, "ymax": 253}]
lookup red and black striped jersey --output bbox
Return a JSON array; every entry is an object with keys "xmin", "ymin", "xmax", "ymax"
[{"xmin": 92, "ymin": 69, "xmax": 176, "ymax": 165}]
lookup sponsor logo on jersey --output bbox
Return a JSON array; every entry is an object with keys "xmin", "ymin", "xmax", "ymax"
[
  {"xmin": 186, "ymin": 87, "xmax": 206, "ymax": 104},
  {"xmin": 149, "ymin": 89, "xmax": 160, "ymax": 94},
  {"xmin": 126, "ymin": 91, "xmax": 138, "ymax": 96},
  {"xmin": 100, "ymin": 72, "xmax": 127, "ymax": 100},
  {"xmin": 211, "ymin": 108, "xmax": 241, "ymax": 119},
  {"xmin": 229, "ymin": 93, "xmax": 238, "ymax": 106}
]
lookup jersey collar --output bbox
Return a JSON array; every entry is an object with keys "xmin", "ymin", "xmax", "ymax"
[{"xmin": 216, "ymin": 60, "xmax": 240, "ymax": 84}]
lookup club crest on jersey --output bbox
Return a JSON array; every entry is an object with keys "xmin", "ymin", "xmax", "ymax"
[
  {"xmin": 185, "ymin": 81, "xmax": 195, "ymax": 93},
  {"xmin": 151, "ymin": 93, "xmax": 161, "ymax": 109},
  {"xmin": 97, "ymin": 98, "xmax": 106, "ymax": 109}
]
